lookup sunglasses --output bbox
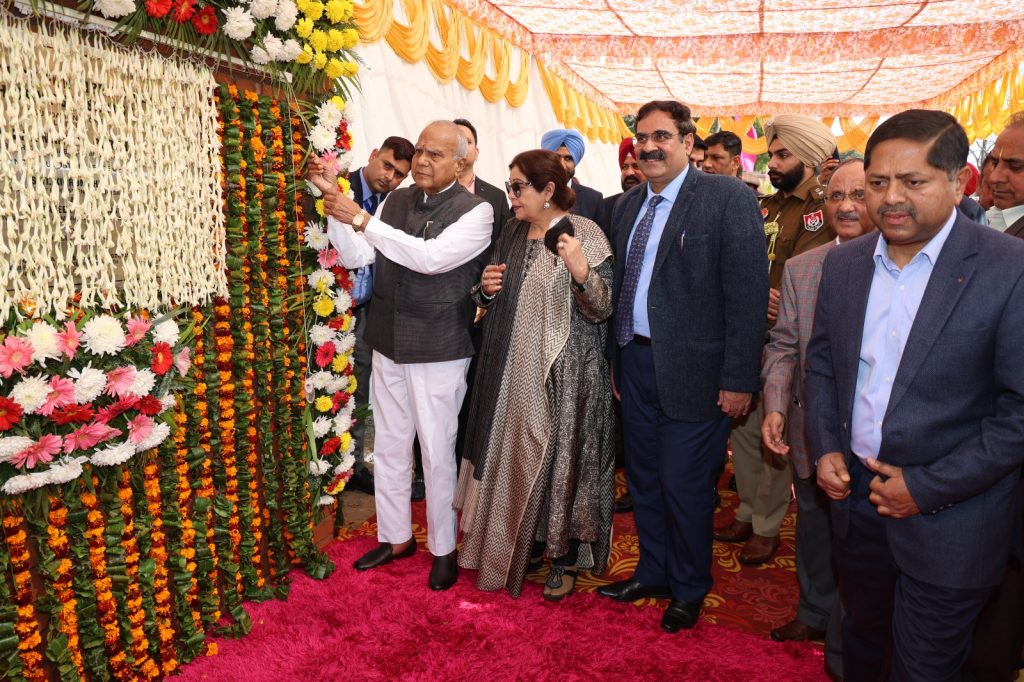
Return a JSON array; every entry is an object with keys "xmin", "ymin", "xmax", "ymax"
[{"xmin": 505, "ymin": 180, "xmax": 532, "ymax": 198}]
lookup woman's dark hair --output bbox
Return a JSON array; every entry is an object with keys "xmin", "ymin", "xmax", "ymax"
[{"xmin": 509, "ymin": 149, "xmax": 576, "ymax": 211}]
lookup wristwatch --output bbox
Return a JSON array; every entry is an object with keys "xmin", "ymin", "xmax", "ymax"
[{"xmin": 351, "ymin": 209, "xmax": 369, "ymax": 229}]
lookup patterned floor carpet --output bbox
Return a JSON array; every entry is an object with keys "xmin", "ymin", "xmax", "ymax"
[{"xmin": 351, "ymin": 468, "xmax": 805, "ymax": 639}]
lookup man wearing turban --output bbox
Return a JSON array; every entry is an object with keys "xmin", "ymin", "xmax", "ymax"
[
  {"xmin": 541, "ymin": 128, "xmax": 605, "ymax": 225},
  {"xmin": 599, "ymin": 137, "xmax": 647, "ymax": 240},
  {"xmin": 715, "ymin": 114, "xmax": 837, "ymax": 571}
]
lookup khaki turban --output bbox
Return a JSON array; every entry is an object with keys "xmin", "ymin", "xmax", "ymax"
[{"xmin": 764, "ymin": 115, "xmax": 836, "ymax": 168}]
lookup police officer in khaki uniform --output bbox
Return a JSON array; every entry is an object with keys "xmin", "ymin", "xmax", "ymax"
[{"xmin": 714, "ymin": 115, "xmax": 837, "ymax": 567}]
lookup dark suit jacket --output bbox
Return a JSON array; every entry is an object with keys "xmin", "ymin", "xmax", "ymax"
[
  {"xmin": 608, "ymin": 168, "xmax": 769, "ymax": 422},
  {"xmin": 1005, "ymin": 212, "xmax": 1024, "ymax": 240},
  {"xmin": 571, "ymin": 178, "xmax": 604, "ymax": 225},
  {"xmin": 474, "ymin": 176, "xmax": 513, "ymax": 241},
  {"xmin": 805, "ymin": 215, "xmax": 1024, "ymax": 589},
  {"xmin": 599, "ymin": 192, "xmax": 622, "ymax": 240}
]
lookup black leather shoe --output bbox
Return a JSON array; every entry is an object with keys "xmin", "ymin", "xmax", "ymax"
[
  {"xmin": 613, "ymin": 492, "xmax": 634, "ymax": 514},
  {"xmin": 353, "ymin": 539, "xmax": 416, "ymax": 571},
  {"xmin": 597, "ymin": 578, "xmax": 672, "ymax": 602},
  {"xmin": 347, "ymin": 467, "xmax": 375, "ymax": 495},
  {"xmin": 411, "ymin": 475, "xmax": 425, "ymax": 502},
  {"xmin": 429, "ymin": 550, "xmax": 458, "ymax": 591},
  {"xmin": 661, "ymin": 599, "xmax": 701, "ymax": 633}
]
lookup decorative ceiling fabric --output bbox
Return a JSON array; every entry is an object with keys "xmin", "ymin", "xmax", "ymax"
[{"xmin": 445, "ymin": 0, "xmax": 1024, "ymax": 121}]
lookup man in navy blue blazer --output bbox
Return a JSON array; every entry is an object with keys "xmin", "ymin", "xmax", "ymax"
[
  {"xmin": 597, "ymin": 100, "xmax": 769, "ymax": 632},
  {"xmin": 806, "ymin": 109, "xmax": 1024, "ymax": 681}
]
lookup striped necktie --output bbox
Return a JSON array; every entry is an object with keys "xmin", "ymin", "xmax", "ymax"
[{"xmin": 614, "ymin": 195, "xmax": 663, "ymax": 347}]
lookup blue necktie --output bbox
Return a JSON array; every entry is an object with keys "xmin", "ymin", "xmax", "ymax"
[
  {"xmin": 615, "ymin": 195, "xmax": 664, "ymax": 347},
  {"xmin": 363, "ymin": 193, "xmax": 379, "ymax": 215}
]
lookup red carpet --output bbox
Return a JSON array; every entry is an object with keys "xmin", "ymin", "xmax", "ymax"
[{"xmin": 178, "ymin": 535, "xmax": 825, "ymax": 681}]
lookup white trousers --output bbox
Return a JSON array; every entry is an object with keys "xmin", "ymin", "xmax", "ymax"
[{"xmin": 370, "ymin": 351, "xmax": 470, "ymax": 556}]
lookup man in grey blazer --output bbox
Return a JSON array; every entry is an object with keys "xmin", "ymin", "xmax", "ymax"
[
  {"xmin": 596, "ymin": 100, "xmax": 768, "ymax": 633},
  {"xmin": 806, "ymin": 110, "xmax": 1024, "ymax": 680},
  {"xmin": 986, "ymin": 113, "xmax": 1024, "ymax": 237},
  {"xmin": 761, "ymin": 159, "xmax": 874, "ymax": 677}
]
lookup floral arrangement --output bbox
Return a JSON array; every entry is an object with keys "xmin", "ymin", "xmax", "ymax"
[{"xmin": 0, "ymin": 311, "xmax": 192, "ymax": 496}]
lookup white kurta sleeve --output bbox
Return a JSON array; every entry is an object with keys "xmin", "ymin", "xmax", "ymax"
[
  {"xmin": 362, "ymin": 201, "xmax": 494, "ymax": 275},
  {"xmin": 326, "ymin": 217, "xmax": 376, "ymax": 269}
]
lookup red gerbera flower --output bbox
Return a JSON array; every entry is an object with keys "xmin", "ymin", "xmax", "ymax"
[
  {"xmin": 144, "ymin": 0, "xmax": 172, "ymax": 18},
  {"xmin": 151, "ymin": 341, "xmax": 174, "ymax": 375},
  {"xmin": 320, "ymin": 437, "xmax": 341, "ymax": 456},
  {"xmin": 95, "ymin": 396, "xmax": 140, "ymax": 424},
  {"xmin": 191, "ymin": 6, "xmax": 218, "ymax": 35},
  {"xmin": 331, "ymin": 390, "xmax": 348, "ymax": 413},
  {"xmin": 0, "ymin": 396, "xmax": 23, "ymax": 431},
  {"xmin": 315, "ymin": 342, "xmax": 336, "ymax": 368},
  {"xmin": 137, "ymin": 395, "xmax": 164, "ymax": 416},
  {"xmin": 171, "ymin": 0, "xmax": 196, "ymax": 23},
  {"xmin": 50, "ymin": 403, "xmax": 95, "ymax": 426}
]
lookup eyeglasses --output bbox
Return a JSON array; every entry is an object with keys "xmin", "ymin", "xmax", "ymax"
[
  {"xmin": 826, "ymin": 189, "xmax": 866, "ymax": 204},
  {"xmin": 634, "ymin": 130, "xmax": 679, "ymax": 145},
  {"xmin": 505, "ymin": 180, "xmax": 532, "ymax": 198}
]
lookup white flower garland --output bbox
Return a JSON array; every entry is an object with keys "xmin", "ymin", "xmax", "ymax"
[{"xmin": 0, "ymin": 17, "xmax": 227, "ymax": 321}]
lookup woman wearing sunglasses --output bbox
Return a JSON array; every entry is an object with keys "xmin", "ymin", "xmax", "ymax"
[{"xmin": 455, "ymin": 149, "xmax": 616, "ymax": 601}]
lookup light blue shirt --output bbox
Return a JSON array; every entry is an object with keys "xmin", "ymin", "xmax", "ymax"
[
  {"xmin": 850, "ymin": 209, "xmax": 956, "ymax": 461},
  {"xmin": 625, "ymin": 166, "xmax": 689, "ymax": 338},
  {"xmin": 351, "ymin": 169, "xmax": 380, "ymax": 306}
]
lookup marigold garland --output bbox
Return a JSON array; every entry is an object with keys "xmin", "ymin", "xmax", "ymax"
[{"xmin": 2, "ymin": 507, "xmax": 45, "ymax": 681}]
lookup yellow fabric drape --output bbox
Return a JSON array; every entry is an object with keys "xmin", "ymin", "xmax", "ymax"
[{"xmin": 353, "ymin": 0, "xmax": 627, "ymax": 142}]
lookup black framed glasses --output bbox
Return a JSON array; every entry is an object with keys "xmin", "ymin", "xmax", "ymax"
[
  {"xmin": 634, "ymin": 130, "xmax": 680, "ymax": 145},
  {"xmin": 505, "ymin": 180, "xmax": 532, "ymax": 197},
  {"xmin": 826, "ymin": 189, "xmax": 866, "ymax": 204}
]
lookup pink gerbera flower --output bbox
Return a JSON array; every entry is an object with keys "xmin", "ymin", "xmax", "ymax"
[
  {"xmin": 319, "ymin": 150, "xmax": 340, "ymax": 176},
  {"xmin": 126, "ymin": 414, "xmax": 155, "ymax": 445},
  {"xmin": 0, "ymin": 336, "xmax": 33, "ymax": 379},
  {"xmin": 105, "ymin": 366, "xmax": 136, "ymax": 398},
  {"xmin": 174, "ymin": 347, "xmax": 192, "ymax": 377},
  {"xmin": 63, "ymin": 421, "xmax": 122, "ymax": 453},
  {"xmin": 125, "ymin": 316, "xmax": 152, "ymax": 346},
  {"xmin": 56, "ymin": 321, "xmax": 82, "ymax": 359},
  {"xmin": 10, "ymin": 434, "xmax": 62, "ymax": 469},
  {"xmin": 318, "ymin": 248, "xmax": 341, "ymax": 269},
  {"xmin": 36, "ymin": 376, "xmax": 75, "ymax": 417}
]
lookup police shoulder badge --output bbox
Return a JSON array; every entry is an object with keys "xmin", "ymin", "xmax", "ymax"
[{"xmin": 803, "ymin": 210, "xmax": 824, "ymax": 232}]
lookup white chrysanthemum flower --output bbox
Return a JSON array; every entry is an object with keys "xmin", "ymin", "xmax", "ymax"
[
  {"xmin": 160, "ymin": 394, "xmax": 177, "ymax": 412},
  {"xmin": 304, "ymin": 224, "xmax": 328, "ymax": 249},
  {"xmin": 333, "ymin": 290, "xmax": 353, "ymax": 313},
  {"xmin": 309, "ymin": 325, "xmax": 337, "ymax": 348},
  {"xmin": 251, "ymin": 45, "xmax": 271, "ymax": 65},
  {"xmin": 152, "ymin": 320, "xmax": 180, "ymax": 346},
  {"xmin": 333, "ymin": 413, "xmax": 352, "ymax": 435},
  {"xmin": 25, "ymin": 323, "xmax": 60, "ymax": 364},
  {"xmin": 135, "ymin": 423, "xmax": 171, "ymax": 453},
  {"xmin": 309, "ymin": 459, "xmax": 331, "ymax": 476},
  {"xmin": 0, "ymin": 436, "xmax": 34, "ymax": 464},
  {"xmin": 312, "ymin": 417, "xmax": 332, "ymax": 438},
  {"xmin": 325, "ymin": 376, "xmax": 347, "ymax": 394},
  {"xmin": 222, "ymin": 6, "xmax": 256, "ymax": 40},
  {"xmin": 10, "ymin": 375, "xmax": 48, "ymax": 414},
  {"xmin": 129, "ymin": 368, "xmax": 157, "ymax": 397},
  {"xmin": 45, "ymin": 457, "xmax": 87, "ymax": 486},
  {"xmin": 263, "ymin": 34, "xmax": 285, "ymax": 60},
  {"xmin": 2, "ymin": 471, "xmax": 51, "ymax": 495},
  {"xmin": 308, "ymin": 125, "xmax": 337, "ymax": 153},
  {"xmin": 91, "ymin": 441, "xmax": 136, "ymax": 467},
  {"xmin": 335, "ymin": 333, "xmax": 355, "ymax": 355},
  {"xmin": 316, "ymin": 100, "xmax": 344, "ymax": 130},
  {"xmin": 310, "ymin": 371, "xmax": 333, "ymax": 389},
  {"xmin": 275, "ymin": 0, "xmax": 298, "ymax": 30},
  {"xmin": 249, "ymin": 0, "xmax": 277, "ymax": 18},
  {"xmin": 68, "ymin": 366, "xmax": 106, "ymax": 404},
  {"xmin": 308, "ymin": 269, "xmax": 336, "ymax": 291},
  {"xmin": 317, "ymin": 495, "xmax": 335, "ymax": 506},
  {"xmin": 334, "ymin": 453, "xmax": 355, "ymax": 474},
  {"xmin": 279, "ymin": 38, "xmax": 303, "ymax": 61},
  {"xmin": 81, "ymin": 315, "xmax": 127, "ymax": 356},
  {"xmin": 93, "ymin": 0, "xmax": 135, "ymax": 18}
]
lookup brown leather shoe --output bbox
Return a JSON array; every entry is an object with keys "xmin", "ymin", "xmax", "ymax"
[
  {"xmin": 713, "ymin": 519, "xmax": 753, "ymax": 543},
  {"xmin": 769, "ymin": 618, "xmax": 825, "ymax": 642},
  {"xmin": 739, "ymin": 533, "xmax": 780, "ymax": 565}
]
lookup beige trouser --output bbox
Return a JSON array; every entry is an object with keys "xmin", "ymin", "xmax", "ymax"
[{"xmin": 729, "ymin": 399, "xmax": 793, "ymax": 537}]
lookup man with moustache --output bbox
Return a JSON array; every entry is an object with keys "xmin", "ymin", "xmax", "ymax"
[
  {"xmin": 600, "ymin": 138, "xmax": 647, "ymax": 239},
  {"xmin": 541, "ymin": 128, "xmax": 604, "ymax": 224},
  {"xmin": 702, "ymin": 131, "xmax": 743, "ymax": 177},
  {"xmin": 715, "ymin": 115, "xmax": 837, "ymax": 566},
  {"xmin": 308, "ymin": 121, "xmax": 494, "ymax": 591},
  {"xmin": 345, "ymin": 136, "xmax": 415, "ymax": 495},
  {"xmin": 985, "ymin": 114, "xmax": 1024, "ymax": 236},
  {"xmin": 598, "ymin": 100, "xmax": 768, "ymax": 632},
  {"xmin": 761, "ymin": 160, "xmax": 874, "ymax": 678},
  {"xmin": 807, "ymin": 110, "xmax": 1024, "ymax": 680}
]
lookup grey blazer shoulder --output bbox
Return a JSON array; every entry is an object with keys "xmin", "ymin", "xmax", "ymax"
[{"xmin": 608, "ymin": 168, "xmax": 770, "ymax": 422}]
